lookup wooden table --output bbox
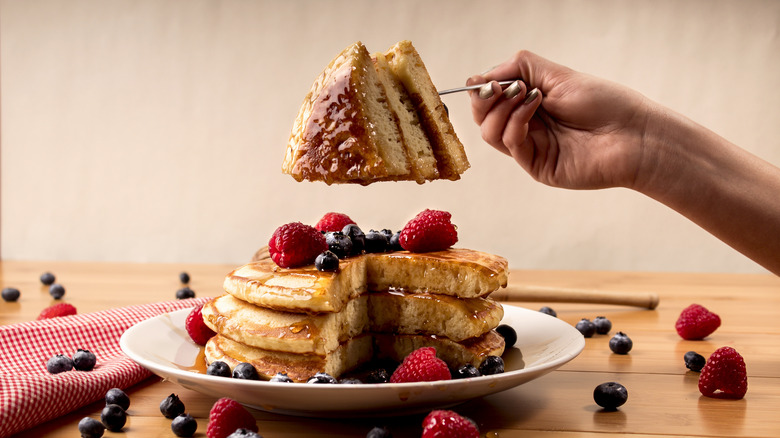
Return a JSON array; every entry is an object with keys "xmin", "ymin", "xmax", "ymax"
[{"xmin": 2, "ymin": 261, "xmax": 779, "ymax": 437}]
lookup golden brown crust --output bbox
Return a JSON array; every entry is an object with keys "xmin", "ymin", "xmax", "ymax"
[
  {"xmin": 282, "ymin": 40, "xmax": 469, "ymax": 185},
  {"xmin": 202, "ymin": 291, "xmax": 503, "ymax": 355},
  {"xmin": 282, "ymin": 42, "xmax": 403, "ymax": 184},
  {"xmin": 204, "ymin": 330, "xmax": 505, "ymax": 382},
  {"xmin": 224, "ymin": 248, "xmax": 508, "ymax": 313}
]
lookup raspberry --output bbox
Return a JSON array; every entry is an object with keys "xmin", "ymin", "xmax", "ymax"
[
  {"xmin": 314, "ymin": 212, "xmax": 356, "ymax": 233},
  {"xmin": 698, "ymin": 346, "xmax": 748, "ymax": 399},
  {"xmin": 399, "ymin": 209, "xmax": 458, "ymax": 253},
  {"xmin": 675, "ymin": 304, "xmax": 721, "ymax": 340},
  {"xmin": 421, "ymin": 410, "xmax": 479, "ymax": 438},
  {"xmin": 389, "ymin": 347, "xmax": 451, "ymax": 383},
  {"xmin": 185, "ymin": 304, "xmax": 216, "ymax": 346},
  {"xmin": 37, "ymin": 302, "xmax": 77, "ymax": 320},
  {"xmin": 268, "ymin": 222, "xmax": 328, "ymax": 268},
  {"xmin": 207, "ymin": 397, "xmax": 258, "ymax": 438}
]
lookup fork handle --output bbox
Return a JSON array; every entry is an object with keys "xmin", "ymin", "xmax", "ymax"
[{"xmin": 490, "ymin": 285, "xmax": 660, "ymax": 309}]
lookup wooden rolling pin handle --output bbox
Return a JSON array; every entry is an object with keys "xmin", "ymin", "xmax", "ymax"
[{"xmin": 491, "ymin": 285, "xmax": 660, "ymax": 309}]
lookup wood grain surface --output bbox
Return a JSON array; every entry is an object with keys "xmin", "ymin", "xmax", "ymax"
[{"xmin": 1, "ymin": 261, "xmax": 778, "ymax": 437}]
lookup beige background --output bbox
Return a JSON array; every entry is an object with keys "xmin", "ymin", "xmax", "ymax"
[{"xmin": 1, "ymin": 0, "xmax": 779, "ymax": 273}]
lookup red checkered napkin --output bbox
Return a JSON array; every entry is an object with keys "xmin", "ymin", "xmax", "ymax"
[{"xmin": 0, "ymin": 298, "xmax": 210, "ymax": 437}]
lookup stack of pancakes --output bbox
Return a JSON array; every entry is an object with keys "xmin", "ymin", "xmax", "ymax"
[
  {"xmin": 202, "ymin": 248, "xmax": 509, "ymax": 382},
  {"xmin": 282, "ymin": 40, "xmax": 469, "ymax": 185}
]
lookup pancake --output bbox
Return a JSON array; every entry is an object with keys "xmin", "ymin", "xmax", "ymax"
[
  {"xmin": 204, "ymin": 330, "xmax": 505, "ymax": 383},
  {"xmin": 224, "ymin": 248, "xmax": 509, "ymax": 314},
  {"xmin": 383, "ymin": 40, "xmax": 470, "ymax": 180},
  {"xmin": 282, "ymin": 40, "xmax": 469, "ymax": 185},
  {"xmin": 372, "ymin": 51, "xmax": 439, "ymax": 183},
  {"xmin": 205, "ymin": 333, "xmax": 373, "ymax": 383},
  {"xmin": 203, "ymin": 293, "xmax": 369, "ymax": 355},
  {"xmin": 373, "ymin": 330, "xmax": 505, "ymax": 370},
  {"xmin": 282, "ymin": 41, "xmax": 410, "ymax": 184},
  {"xmin": 202, "ymin": 291, "xmax": 503, "ymax": 355}
]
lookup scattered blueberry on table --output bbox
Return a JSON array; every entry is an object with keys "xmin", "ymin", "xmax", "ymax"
[
  {"xmin": 593, "ymin": 381, "xmax": 628, "ymax": 410},
  {"xmin": 1, "ymin": 287, "xmax": 20, "ymax": 302},
  {"xmin": 609, "ymin": 332, "xmax": 633, "ymax": 354}
]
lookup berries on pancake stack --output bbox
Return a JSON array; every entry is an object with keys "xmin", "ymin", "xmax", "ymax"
[
  {"xmin": 399, "ymin": 209, "xmax": 458, "ymax": 253},
  {"xmin": 390, "ymin": 347, "xmax": 451, "ymax": 383},
  {"xmin": 314, "ymin": 212, "xmax": 356, "ymax": 233},
  {"xmin": 185, "ymin": 304, "xmax": 216, "ymax": 346},
  {"xmin": 268, "ymin": 222, "xmax": 328, "ymax": 268}
]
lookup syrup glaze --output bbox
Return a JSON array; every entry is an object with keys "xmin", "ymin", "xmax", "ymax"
[
  {"xmin": 285, "ymin": 42, "xmax": 385, "ymax": 184},
  {"xmin": 225, "ymin": 248, "xmax": 508, "ymax": 314}
]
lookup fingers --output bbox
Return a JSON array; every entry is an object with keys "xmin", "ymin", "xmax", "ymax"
[
  {"xmin": 502, "ymin": 89, "xmax": 544, "ymax": 169},
  {"xmin": 467, "ymin": 76, "xmax": 502, "ymax": 125},
  {"xmin": 480, "ymin": 50, "xmax": 573, "ymax": 97},
  {"xmin": 478, "ymin": 80, "xmax": 528, "ymax": 147}
]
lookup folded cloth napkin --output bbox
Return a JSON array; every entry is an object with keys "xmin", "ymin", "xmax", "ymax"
[{"xmin": 0, "ymin": 297, "xmax": 210, "ymax": 437}]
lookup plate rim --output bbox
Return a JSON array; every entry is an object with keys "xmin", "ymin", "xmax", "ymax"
[{"xmin": 120, "ymin": 304, "xmax": 584, "ymax": 413}]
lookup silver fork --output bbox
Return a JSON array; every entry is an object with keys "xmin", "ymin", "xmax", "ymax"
[{"xmin": 438, "ymin": 80, "xmax": 517, "ymax": 95}]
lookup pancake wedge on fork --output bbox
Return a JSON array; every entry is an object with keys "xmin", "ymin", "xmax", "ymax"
[{"xmin": 282, "ymin": 40, "xmax": 469, "ymax": 185}]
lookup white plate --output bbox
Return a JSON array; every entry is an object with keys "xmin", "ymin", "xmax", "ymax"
[{"xmin": 120, "ymin": 305, "xmax": 584, "ymax": 417}]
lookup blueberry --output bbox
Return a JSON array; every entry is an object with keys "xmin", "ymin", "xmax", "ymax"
[
  {"xmin": 325, "ymin": 231, "xmax": 353, "ymax": 258},
  {"xmin": 365, "ymin": 368, "xmax": 390, "ymax": 384},
  {"xmin": 593, "ymin": 316, "xmax": 612, "ymax": 334},
  {"xmin": 49, "ymin": 284, "xmax": 66, "ymax": 299},
  {"xmin": 380, "ymin": 229, "xmax": 393, "ymax": 241},
  {"xmin": 176, "ymin": 287, "xmax": 195, "ymax": 299},
  {"xmin": 342, "ymin": 224, "xmax": 365, "ymax": 255},
  {"xmin": 608, "ymin": 332, "xmax": 633, "ymax": 354},
  {"xmin": 179, "ymin": 272, "xmax": 190, "ymax": 284},
  {"xmin": 366, "ymin": 426, "xmax": 393, "ymax": 438},
  {"xmin": 364, "ymin": 230, "xmax": 388, "ymax": 253},
  {"xmin": 315, "ymin": 251, "xmax": 340, "ymax": 272},
  {"xmin": 684, "ymin": 351, "xmax": 706, "ymax": 372},
  {"xmin": 478, "ymin": 356, "xmax": 505, "ymax": 375},
  {"xmin": 40, "ymin": 272, "xmax": 56, "ymax": 286},
  {"xmin": 339, "ymin": 378, "xmax": 363, "ymax": 384},
  {"xmin": 105, "ymin": 388, "xmax": 130, "ymax": 411},
  {"xmin": 575, "ymin": 318, "xmax": 596, "ymax": 337},
  {"xmin": 307, "ymin": 372, "xmax": 338, "ymax": 384},
  {"xmin": 78, "ymin": 417, "xmax": 105, "ymax": 438},
  {"xmin": 206, "ymin": 361, "xmax": 232, "ymax": 377},
  {"xmin": 171, "ymin": 413, "xmax": 198, "ymax": 437},
  {"xmin": 227, "ymin": 429, "xmax": 263, "ymax": 438},
  {"xmin": 269, "ymin": 372, "xmax": 294, "ymax": 383},
  {"xmin": 538, "ymin": 306, "xmax": 557, "ymax": 317},
  {"xmin": 73, "ymin": 349, "xmax": 97, "ymax": 371},
  {"xmin": 159, "ymin": 393, "xmax": 186, "ymax": 419},
  {"xmin": 47, "ymin": 354, "xmax": 74, "ymax": 374},
  {"xmin": 1, "ymin": 287, "xmax": 20, "ymax": 302},
  {"xmin": 388, "ymin": 231, "xmax": 403, "ymax": 251},
  {"xmin": 495, "ymin": 324, "xmax": 517, "ymax": 348},
  {"xmin": 233, "ymin": 362, "xmax": 260, "ymax": 380},
  {"xmin": 100, "ymin": 404, "xmax": 127, "ymax": 431},
  {"xmin": 593, "ymin": 381, "xmax": 628, "ymax": 410},
  {"xmin": 453, "ymin": 364, "xmax": 480, "ymax": 379}
]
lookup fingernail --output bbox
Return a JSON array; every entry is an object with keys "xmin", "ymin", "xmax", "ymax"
[
  {"xmin": 478, "ymin": 83, "xmax": 494, "ymax": 99},
  {"xmin": 523, "ymin": 87, "xmax": 540, "ymax": 104},
  {"xmin": 502, "ymin": 81, "xmax": 522, "ymax": 99}
]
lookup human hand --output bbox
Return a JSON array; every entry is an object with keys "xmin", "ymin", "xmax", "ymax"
[{"xmin": 468, "ymin": 50, "xmax": 653, "ymax": 190}]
